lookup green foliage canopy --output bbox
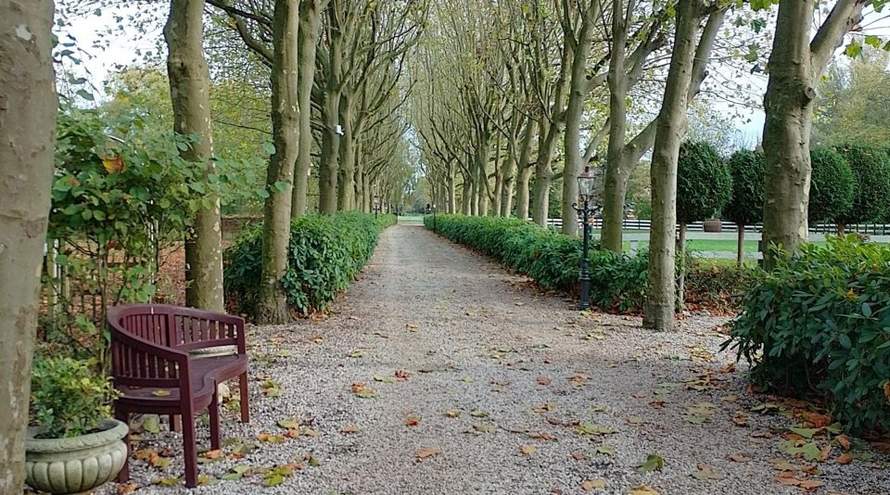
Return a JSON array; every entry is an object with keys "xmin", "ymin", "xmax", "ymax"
[
  {"xmin": 808, "ymin": 147, "xmax": 854, "ymax": 223},
  {"xmin": 723, "ymin": 149, "xmax": 765, "ymax": 226},
  {"xmin": 834, "ymin": 144, "xmax": 890, "ymax": 225},
  {"xmin": 676, "ymin": 141, "xmax": 732, "ymax": 224}
]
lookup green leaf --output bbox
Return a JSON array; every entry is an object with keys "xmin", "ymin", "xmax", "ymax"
[{"xmin": 638, "ymin": 454, "xmax": 665, "ymax": 473}]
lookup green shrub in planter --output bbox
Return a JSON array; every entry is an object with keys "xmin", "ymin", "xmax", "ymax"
[
  {"xmin": 225, "ymin": 213, "xmax": 395, "ymax": 317},
  {"xmin": 723, "ymin": 235, "xmax": 890, "ymax": 432},
  {"xmin": 30, "ymin": 356, "xmax": 116, "ymax": 439},
  {"xmin": 424, "ymin": 214, "xmax": 648, "ymax": 311}
]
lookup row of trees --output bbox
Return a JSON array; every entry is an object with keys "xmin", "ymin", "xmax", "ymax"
[{"xmin": 412, "ymin": 0, "xmax": 887, "ymax": 331}]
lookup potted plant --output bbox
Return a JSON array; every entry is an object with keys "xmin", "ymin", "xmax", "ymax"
[{"xmin": 26, "ymin": 356, "xmax": 127, "ymax": 494}]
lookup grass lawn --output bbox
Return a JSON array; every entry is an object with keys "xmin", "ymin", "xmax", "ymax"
[{"xmin": 622, "ymin": 239, "xmax": 760, "ymax": 253}]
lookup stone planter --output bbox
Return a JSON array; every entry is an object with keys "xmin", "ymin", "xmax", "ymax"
[
  {"xmin": 25, "ymin": 418, "xmax": 128, "ymax": 494},
  {"xmin": 703, "ymin": 218, "xmax": 722, "ymax": 233}
]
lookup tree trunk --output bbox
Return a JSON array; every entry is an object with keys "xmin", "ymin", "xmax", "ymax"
[
  {"xmin": 166, "ymin": 0, "xmax": 224, "ymax": 311},
  {"xmin": 676, "ymin": 222, "xmax": 687, "ymax": 311},
  {"xmin": 533, "ymin": 119, "xmax": 559, "ymax": 226},
  {"xmin": 761, "ymin": 0, "xmax": 864, "ymax": 267},
  {"xmin": 561, "ymin": 2, "xmax": 598, "ymax": 236},
  {"xmin": 257, "ymin": 0, "xmax": 299, "ymax": 324},
  {"xmin": 0, "ymin": 1, "xmax": 56, "ymax": 490},
  {"xmin": 461, "ymin": 179, "xmax": 471, "ymax": 214},
  {"xmin": 516, "ymin": 164, "xmax": 532, "ymax": 220},
  {"xmin": 737, "ymin": 224, "xmax": 745, "ymax": 266},
  {"xmin": 318, "ymin": 4, "xmax": 343, "ymax": 214},
  {"xmin": 291, "ymin": 0, "xmax": 323, "ymax": 218},
  {"xmin": 643, "ymin": 0, "xmax": 703, "ymax": 332},
  {"xmin": 602, "ymin": 0, "xmax": 630, "ymax": 251},
  {"xmin": 337, "ymin": 92, "xmax": 355, "ymax": 210}
]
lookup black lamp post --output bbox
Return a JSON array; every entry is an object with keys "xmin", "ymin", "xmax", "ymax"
[
  {"xmin": 572, "ymin": 166, "xmax": 603, "ymax": 310},
  {"xmin": 432, "ymin": 203, "xmax": 437, "ymax": 230}
]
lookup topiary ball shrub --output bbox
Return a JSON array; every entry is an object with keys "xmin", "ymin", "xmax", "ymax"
[
  {"xmin": 722, "ymin": 235, "xmax": 890, "ymax": 433},
  {"xmin": 723, "ymin": 149, "xmax": 765, "ymax": 227},
  {"xmin": 835, "ymin": 144, "xmax": 890, "ymax": 226},
  {"xmin": 224, "ymin": 213, "xmax": 395, "ymax": 318},
  {"xmin": 677, "ymin": 141, "xmax": 732, "ymax": 225},
  {"xmin": 809, "ymin": 147, "xmax": 854, "ymax": 224}
]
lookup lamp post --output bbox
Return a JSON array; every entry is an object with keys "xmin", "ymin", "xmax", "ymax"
[
  {"xmin": 432, "ymin": 203, "xmax": 437, "ymax": 231},
  {"xmin": 571, "ymin": 166, "xmax": 603, "ymax": 310}
]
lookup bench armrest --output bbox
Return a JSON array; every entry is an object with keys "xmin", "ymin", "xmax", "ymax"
[{"xmin": 111, "ymin": 327, "xmax": 190, "ymax": 388}]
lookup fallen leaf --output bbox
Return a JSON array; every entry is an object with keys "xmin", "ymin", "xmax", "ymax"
[
  {"xmin": 835, "ymin": 434, "xmax": 851, "ymax": 451},
  {"xmin": 154, "ymin": 476, "xmax": 180, "ymax": 487},
  {"xmin": 405, "ymin": 415, "xmax": 421, "ymax": 427},
  {"xmin": 470, "ymin": 409, "xmax": 489, "ymax": 418},
  {"xmin": 445, "ymin": 409, "xmax": 461, "ymax": 418},
  {"xmin": 638, "ymin": 454, "xmax": 665, "ymax": 473},
  {"xmin": 277, "ymin": 418, "xmax": 301, "ymax": 430},
  {"xmin": 570, "ymin": 451, "xmax": 587, "ymax": 461},
  {"xmin": 836, "ymin": 453, "xmax": 853, "ymax": 465},
  {"xmin": 416, "ymin": 447, "xmax": 441, "ymax": 460},
  {"xmin": 519, "ymin": 445, "xmax": 537, "ymax": 456},
  {"xmin": 580, "ymin": 479, "xmax": 606, "ymax": 491},
  {"xmin": 691, "ymin": 463, "xmax": 721, "ymax": 480},
  {"xmin": 394, "ymin": 369, "xmax": 410, "ymax": 381},
  {"xmin": 595, "ymin": 444, "xmax": 615, "ymax": 456},
  {"xmin": 533, "ymin": 402, "xmax": 555, "ymax": 413},
  {"xmin": 340, "ymin": 424, "xmax": 360, "ymax": 434},
  {"xmin": 152, "ymin": 389, "xmax": 171, "ymax": 397},
  {"xmin": 351, "ymin": 382, "xmax": 377, "ymax": 398},
  {"xmin": 729, "ymin": 452, "xmax": 751, "ymax": 463},
  {"xmin": 536, "ymin": 376, "xmax": 552, "ymax": 386},
  {"xmin": 629, "ymin": 485, "xmax": 659, "ymax": 495}
]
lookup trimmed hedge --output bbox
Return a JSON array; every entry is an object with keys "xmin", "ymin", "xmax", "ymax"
[
  {"xmin": 723, "ymin": 236, "xmax": 890, "ymax": 433},
  {"xmin": 225, "ymin": 213, "xmax": 395, "ymax": 317},
  {"xmin": 424, "ymin": 214, "xmax": 648, "ymax": 311}
]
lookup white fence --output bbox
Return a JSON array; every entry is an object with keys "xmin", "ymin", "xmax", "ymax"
[{"xmin": 537, "ymin": 218, "xmax": 890, "ymax": 235}]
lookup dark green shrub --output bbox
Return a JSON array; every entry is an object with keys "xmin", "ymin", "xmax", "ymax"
[
  {"xmin": 225, "ymin": 213, "xmax": 395, "ymax": 317},
  {"xmin": 424, "ymin": 214, "xmax": 648, "ymax": 311},
  {"xmin": 677, "ymin": 141, "xmax": 732, "ymax": 225},
  {"xmin": 835, "ymin": 144, "xmax": 890, "ymax": 225},
  {"xmin": 685, "ymin": 260, "xmax": 758, "ymax": 311},
  {"xmin": 723, "ymin": 149, "xmax": 765, "ymax": 227},
  {"xmin": 723, "ymin": 236, "xmax": 890, "ymax": 433},
  {"xmin": 30, "ymin": 356, "xmax": 117, "ymax": 438},
  {"xmin": 809, "ymin": 147, "xmax": 854, "ymax": 223}
]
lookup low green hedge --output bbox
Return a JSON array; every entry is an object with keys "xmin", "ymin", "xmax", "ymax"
[
  {"xmin": 225, "ymin": 213, "xmax": 395, "ymax": 317},
  {"xmin": 723, "ymin": 235, "xmax": 890, "ymax": 433},
  {"xmin": 424, "ymin": 214, "xmax": 648, "ymax": 311}
]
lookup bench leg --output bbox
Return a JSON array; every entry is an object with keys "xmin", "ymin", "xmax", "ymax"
[
  {"xmin": 114, "ymin": 407, "xmax": 130, "ymax": 483},
  {"xmin": 209, "ymin": 392, "xmax": 220, "ymax": 450},
  {"xmin": 238, "ymin": 372, "xmax": 250, "ymax": 423},
  {"xmin": 182, "ymin": 411, "xmax": 198, "ymax": 488},
  {"xmin": 169, "ymin": 414, "xmax": 181, "ymax": 432}
]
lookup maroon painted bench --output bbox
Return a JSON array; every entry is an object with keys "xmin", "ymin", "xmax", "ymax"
[{"xmin": 108, "ymin": 304, "xmax": 250, "ymax": 488}]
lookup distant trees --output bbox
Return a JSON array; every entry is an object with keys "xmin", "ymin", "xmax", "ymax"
[
  {"xmin": 724, "ymin": 150, "xmax": 765, "ymax": 265},
  {"xmin": 674, "ymin": 141, "xmax": 731, "ymax": 305}
]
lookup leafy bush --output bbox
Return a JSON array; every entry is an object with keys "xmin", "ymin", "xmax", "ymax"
[
  {"xmin": 225, "ymin": 213, "xmax": 395, "ymax": 317},
  {"xmin": 30, "ymin": 356, "xmax": 117, "ymax": 438},
  {"xmin": 677, "ymin": 141, "xmax": 732, "ymax": 224},
  {"xmin": 723, "ymin": 149, "xmax": 764, "ymax": 227},
  {"xmin": 424, "ymin": 214, "xmax": 648, "ymax": 311},
  {"xmin": 809, "ymin": 147, "xmax": 854, "ymax": 223},
  {"xmin": 835, "ymin": 144, "xmax": 890, "ymax": 225},
  {"xmin": 723, "ymin": 236, "xmax": 890, "ymax": 432},
  {"xmin": 685, "ymin": 260, "xmax": 757, "ymax": 311}
]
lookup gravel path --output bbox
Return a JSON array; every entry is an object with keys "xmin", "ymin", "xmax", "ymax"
[{"xmin": 108, "ymin": 224, "xmax": 889, "ymax": 495}]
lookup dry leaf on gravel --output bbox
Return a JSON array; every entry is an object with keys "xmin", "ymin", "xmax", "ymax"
[
  {"xmin": 629, "ymin": 485, "xmax": 659, "ymax": 495},
  {"xmin": 416, "ymin": 447, "xmax": 441, "ymax": 460},
  {"xmin": 580, "ymin": 479, "xmax": 606, "ymax": 491},
  {"xmin": 519, "ymin": 445, "xmax": 537, "ymax": 456}
]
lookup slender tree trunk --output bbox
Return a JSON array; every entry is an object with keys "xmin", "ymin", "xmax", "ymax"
[
  {"xmin": 477, "ymin": 144, "xmax": 490, "ymax": 216},
  {"xmin": 337, "ymin": 93, "xmax": 356, "ymax": 210},
  {"xmin": 761, "ymin": 0, "xmax": 863, "ymax": 267},
  {"xmin": 166, "ymin": 0, "xmax": 224, "ymax": 311},
  {"xmin": 0, "ymin": 1, "xmax": 56, "ymax": 490},
  {"xmin": 517, "ymin": 164, "xmax": 532, "ymax": 220},
  {"xmin": 318, "ymin": 5, "xmax": 342, "ymax": 214},
  {"xmin": 676, "ymin": 222, "xmax": 687, "ymax": 310},
  {"xmin": 291, "ymin": 0, "xmax": 323, "ymax": 218},
  {"xmin": 644, "ymin": 0, "xmax": 703, "ymax": 332},
  {"xmin": 561, "ymin": 3, "xmax": 598, "ymax": 236},
  {"xmin": 461, "ymin": 179, "xmax": 472, "ymax": 214},
  {"xmin": 533, "ymin": 119, "xmax": 559, "ymax": 226},
  {"xmin": 257, "ymin": 0, "xmax": 299, "ymax": 324},
  {"xmin": 602, "ymin": 0, "xmax": 630, "ymax": 251},
  {"xmin": 737, "ymin": 224, "xmax": 745, "ymax": 266}
]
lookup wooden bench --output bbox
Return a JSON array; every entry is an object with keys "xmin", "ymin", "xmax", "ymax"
[{"xmin": 108, "ymin": 304, "xmax": 250, "ymax": 488}]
